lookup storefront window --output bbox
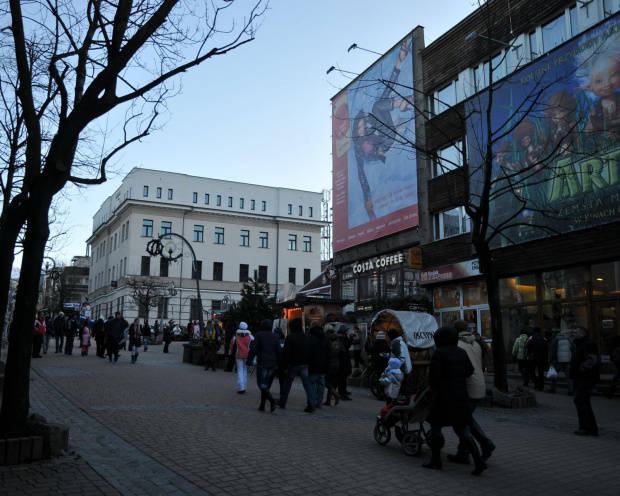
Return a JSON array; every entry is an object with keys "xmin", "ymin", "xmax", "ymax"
[
  {"xmin": 541, "ymin": 267, "xmax": 587, "ymax": 300},
  {"xmin": 358, "ymin": 274, "xmax": 378, "ymax": 301},
  {"xmin": 433, "ymin": 285, "xmax": 461, "ymax": 309},
  {"xmin": 440, "ymin": 310, "xmax": 461, "ymax": 327},
  {"xmin": 541, "ymin": 301, "xmax": 588, "ymax": 341},
  {"xmin": 341, "ymin": 279, "xmax": 356, "ymax": 300},
  {"xmin": 500, "ymin": 275, "xmax": 537, "ymax": 304},
  {"xmin": 502, "ymin": 305, "xmax": 538, "ymax": 347},
  {"xmin": 381, "ymin": 270, "xmax": 401, "ymax": 299},
  {"xmin": 461, "ymin": 281, "xmax": 488, "ymax": 307},
  {"xmin": 592, "ymin": 261, "xmax": 620, "ymax": 296}
]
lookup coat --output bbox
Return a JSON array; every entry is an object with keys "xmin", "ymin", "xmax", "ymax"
[
  {"xmin": 282, "ymin": 328, "xmax": 311, "ymax": 367},
  {"xmin": 308, "ymin": 327, "xmax": 329, "ymax": 375},
  {"xmin": 231, "ymin": 329, "xmax": 253, "ymax": 360},
  {"xmin": 247, "ymin": 330, "xmax": 282, "ymax": 368},
  {"xmin": 457, "ymin": 331, "xmax": 486, "ymax": 400},
  {"xmin": 427, "ymin": 327, "xmax": 474, "ymax": 428}
]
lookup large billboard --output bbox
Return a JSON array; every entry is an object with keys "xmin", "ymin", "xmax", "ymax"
[
  {"xmin": 332, "ymin": 36, "xmax": 418, "ymax": 253},
  {"xmin": 467, "ymin": 15, "xmax": 620, "ymax": 248}
]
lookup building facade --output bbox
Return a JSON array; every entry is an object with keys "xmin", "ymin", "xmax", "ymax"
[
  {"xmin": 332, "ymin": 0, "xmax": 620, "ymax": 361},
  {"xmin": 87, "ymin": 168, "xmax": 325, "ymax": 324}
]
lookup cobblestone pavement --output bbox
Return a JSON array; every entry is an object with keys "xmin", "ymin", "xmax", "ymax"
[{"xmin": 2, "ymin": 341, "xmax": 620, "ymax": 495}]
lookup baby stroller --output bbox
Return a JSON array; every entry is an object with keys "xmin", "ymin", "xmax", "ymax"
[{"xmin": 373, "ymin": 384, "xmax": 432, "ymax": 456}]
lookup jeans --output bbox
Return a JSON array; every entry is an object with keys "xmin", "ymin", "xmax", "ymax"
[
  {"xmin": 279, "ymin": 364, "xmax": 315, "ymax": 408},
  {"xmin": 526, "ymin": 359, "xmax": 545, "ymax": 390},
  {"xmin": 236, "ymin": 359, "xmax": 248, "ymax": 391},
  {"xmin": 456, "ymin": 399, "xmax": 495, "ymax": 459},
  {"xmin": 574, "ymin": 379, "xmax": 598, "ymax": 434},
  {"xmin": 309, "ymin": 373, "xmax": 326, "ymax": 408},
  {"xmin": 550, "ymin": 361, "xmax": 573, "ymax": 394},
  {"xmin": 256, "ymin": 365, "xmax": 276, "ymax": 391},
  {"xmin": 55, "ymin": 334, "xmax": 64, "ymax": 353},
  {"xmin": 143, "ymin": 337, "xmax": 149, "ymax": 350},
  {"xmin": 42, "ymin": 335, "xmax": 49, "ymax": 353}
]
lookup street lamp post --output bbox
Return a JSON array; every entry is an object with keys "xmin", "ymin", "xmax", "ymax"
[
  {"xmin": 159, "ymin": 281, "xmax": 177, "ymax": 330},
  {"xmin": 146, "ymin": 233, "xmax": 205, "ymax": 335}
]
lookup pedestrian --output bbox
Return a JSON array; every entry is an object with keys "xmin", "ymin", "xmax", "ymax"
[
  {"xmin": 230, "ymin": 322, "xmax": 253, "ymax": 393},
  {"xmin": 193, "ymin": 320, "xmax": 201, "ymax": 341},
  {"xmin": 163, "ymin": 323, "xmax": 173, "ymax": 353},
  {"xmin": 323, "ymin": 324, "xmax": 341, "ymax": 406},
  {"xmin": 173, "ymin": 322, "xmax": 181, "ymax": 341},
  {"xmin": 106, "ymin": 312, "xmax": 127, "ymax": 364},
  {"xmin": 203, "ymin": 320, "xmax": 222, "ymax": 371},
  {"xmin": 474, "ymin": 332, "xmax": 492, "ymax": 372},
  {"xmin": 308, "ymin": 323, "xmax": 329, "ymax": 409},
  {"xmin": 43, "ymin": 315, "xmax": 52, "ymax": 354},
  {"xmin": 141, "ymin": 318, "xmax": 151, "ymax": 351},
  {"xmin": 447, "ymin": 319, "xmax": 496, "ymax": 465},
  {"xmin": 153, "ymin": 319, "xmax": 160, "ymax": 342},
  {"xmin": 92, "ymin": 317, "xmax": 106, "ymax": 358},
  {"xmin": 512, "ymin": 329, "xmax": 529, "ymax": 386},
  {"xmin": 268, "ymin": 326, "xmax": 287, "ymax": 394},
  {"xmin": 33, "ymin": 311, "xmax": 46, "ymax": 358},
  {"xmin": 549, "ymin": 330, "xmax": 575, "ymax": 394},
  {"xmin": 387, "ymin": 328, "xmax": 412, "ymax": 395},
  {"xmin": 570, "ymin": 326, "xmax": 600, "ymax": 436},
  {"xmin": 422, "ymin": 326, "xmax": 487, "ymax": 476},
  {"xmin": 52, "ymin": 311, "xmax": 65, "ymax": 353},
  {"xmin": 128, "ymin": 318, "xmax": 143, "ymax": 364},
  {"xmin": 80, "ymin": 324, "xmax": 91, "ymax": 356},
  {"xmin": 278, "ymin": 317, "xmax": 316, "ymax": 412},
  {"xmin": 337, "ymin": 325, "xmax": 354, "ymax": 400},
  {"xmin": 247, "ymin": 319, "xmax": 281, "ymax": 412},
  {"xmin": 351, "ymin": 326, "xmax": 365, "ymax": 370},
  {"xmin": 607, "ymin": 336, "xmax": 620, "ymax": 399},
  {"xmin": 525, "ymin": 326, "xmax": 548, "ymax": 391},
  {"xmin": 64, "ymin": 312, "xmax": 77, "ymax": 355},
  {"xmin": 379, "ymin": 357, "xmax": 404, "ymax": 405}
]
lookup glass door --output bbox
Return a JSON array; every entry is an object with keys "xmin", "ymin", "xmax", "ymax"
[{"xmin": 594, "ymin": 300, "xmax": 618, "ymax": 361}]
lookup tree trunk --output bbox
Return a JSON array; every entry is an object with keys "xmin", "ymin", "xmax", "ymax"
[{"xmin": 0, "ymin": 195, "xmax": 52, "ymax": 437}]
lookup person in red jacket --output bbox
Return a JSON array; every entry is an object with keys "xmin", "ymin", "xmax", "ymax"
[
  {"xmin": 33, "ymin": 312, "xmax": 46, "ymax": 358},
  {"xmin": 230, "ymin": 322, "xmax": 253, "ymax": 394}
]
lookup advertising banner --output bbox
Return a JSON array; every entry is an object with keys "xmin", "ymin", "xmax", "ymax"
[
  {"xmin": 467, "ymin": 14, "xmax": 620, "ymax": 247},
  {"xmin": 332, "ymin": 35, "xmax": 418, "ymax": 253}
]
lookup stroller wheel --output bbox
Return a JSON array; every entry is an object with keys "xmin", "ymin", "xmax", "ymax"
[
  {"xmin": 374, "ymin": 422, "xmax": 391, "ymax": 445},
  {"xmin": 401, "ymin": 432, "xmax": 423, "ymax": 456}
]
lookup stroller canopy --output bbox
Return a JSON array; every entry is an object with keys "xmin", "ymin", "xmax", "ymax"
[{"xmin": 370, "ymin": 310, "xmax": 438, "ymax": 349}]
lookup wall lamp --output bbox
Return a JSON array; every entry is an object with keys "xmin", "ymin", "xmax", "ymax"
[
  {"xmin": 347, "ymin": 43, "xmax": 382, "ymax": 56},
  {"xmin": 465, "ymin": 31, "xmax": 511, "ymax": 47}
]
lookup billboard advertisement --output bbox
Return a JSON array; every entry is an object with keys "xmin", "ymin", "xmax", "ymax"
[
  {"xmin": 332, "ymin": 36, "xmax": 418, "ymax": 253},
  {"xmin": 467, "ymin": 15, "xmax": 620, "ymax": 248}
]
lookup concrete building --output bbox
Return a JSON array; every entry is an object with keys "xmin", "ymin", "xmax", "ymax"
[
  {"xmin": 86, "ymin": 168, "xmax": 325, "ymax": 324},
  {"xmin": 40, "ymin": 256, "xmax": 90, "ymax": 316}
]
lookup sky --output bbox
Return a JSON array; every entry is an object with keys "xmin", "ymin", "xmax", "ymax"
[{"xmin": 35, "ymin": 0, "xmax": 478, "ymax": 268}]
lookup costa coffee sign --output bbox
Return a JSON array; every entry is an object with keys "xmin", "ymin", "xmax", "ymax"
[{"xmin": 352, "ymin": 253, "xmax": 405, "ymax": 274}]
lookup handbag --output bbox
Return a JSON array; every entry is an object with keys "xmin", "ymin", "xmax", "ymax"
[{"xmin": 546, "ymin": 365, "xmax": 558, "ymax": 379}]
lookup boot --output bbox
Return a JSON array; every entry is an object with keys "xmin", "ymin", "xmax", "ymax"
[
  {"xmin": 422, "ymin": 434, "xmax": 444, "ymax": 470},
  {"xmin": 131, "ymin": 355, "xmax": 136, "ymax": 364},
  {"xmin": 264, "ymin": 389, "xmax": 276, "ymax": 413},
  {"xmin": 258, "ymin": 390, "xmax": 267, "ymax": 411},
  {"xmin": 323, "ymin": 390, "xmax": 332, "ymax": 406},
  {"xmin": 332, "ymin": 390, "xmax": 340, "ymax": 406},
  {"xmin": 463, "ymin": 437, "xmax": 487, "ymax": 476}
]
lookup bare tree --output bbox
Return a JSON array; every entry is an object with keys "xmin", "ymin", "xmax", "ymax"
[
  {"xmin": 0, "ymin": 0, "xmax": 268, "ymax": 437},
  {"xmin": 125, "ymin": 276, "xmax": 168, "ymax": 319}
]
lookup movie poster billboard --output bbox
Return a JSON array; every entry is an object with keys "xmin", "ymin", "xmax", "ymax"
[
  {"xmin": 467, "ymin": 15, "xmax": 620, "ymax": 248},
  {"xmin": 332, "ymin": 36, "xmax": 418, "ymax": 253}
]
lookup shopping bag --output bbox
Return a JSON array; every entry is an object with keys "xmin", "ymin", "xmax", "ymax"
[{"xmin": 546, "ymin": 365, "xmax": 558, "ymax": 379}]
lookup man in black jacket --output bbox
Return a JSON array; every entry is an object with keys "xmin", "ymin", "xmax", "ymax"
[
  {"xmin": 106, "ymin": 312, "xmax": 128, "ymax": 364},
  {"xmin": 570, "ymin": 326, "xmax": 599, "ymax": 436},
  {"xmin": 308, "ymin": 323, "xmax": 329, "ymax": 409},
  {"xmin": 52, "ymin": 312, "xmax": 65, "ymax": 353},
  {"xmin": 278, "ymin": 318, "xmax": 316, "ymax": 412}
]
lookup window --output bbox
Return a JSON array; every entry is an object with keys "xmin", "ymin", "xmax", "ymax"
[
  {"xmin": 288, "ymin": 234, "xmax": 297, "ymax": 250},
  {"xmin": 239, "ymin": 264, "xmax": 249, "ymax": 282},
  {"xmin": 258, "ymin": 265, "xmax": 268, "ymax": 282},
  {"xmin": 605, "ymin": 0, "xmax": 619, "ymax": 18},
  {"xmin": 142, "ymin": 219, "xmax": 153, "ymax": 237},
  {"xmin": 228, "ymin": 196, "xmax": 233, "ymax": 207},
  {"xmin": 261, "ymin": 201, "xmax": 266, "ymax": 211},
  {"xmin": 192, "ymin": 192, "xmax": 198, "ymax": 203},
  {"xmin": 167, "ymin": 188, "xmax": 173, "ymax": 200},
  {"xmin": 259, "ymin": 231, "xmax": 268, "ymax": 248},
  {"xmin": 114, "ymin": 233, "xmax": 117, "ymax": 250},
  {"xmin": 156, "ymin": 187, "xmax": 162, "ymax": 198},
  {"xmin": 569, "ymin": 5, "xmax": 578, "ymax": 36},
  {"xmin": 435, "ymin": 81, "xmax": 456, "ymax": 114},
  {"xmin": 194, "ymin": 225, "xmax": 204, "ymax": 242},
  {"xmin": 192, "ymin": 260, "xmax": 202, "ymax": 280},
  {"xmin": 298, "ymin": 206, "xmax": 303, "ymax": 216},
  {"xmin": 217, "ymin": 195, "xmax": 222, "ymax": 206},
  {"xmin": 541, "ymin": 13, "xmax": 567, "ymax": 54},
  {"xmin": 214, "ymin": 227, "xmax": 224, "ymax": 244},
  {"xmin": 205, "ymin": 193, "xmax": 210, "ymax": 205},
  {"xmin": 309, "ymin": 206, "xmax": 313, "ymax": 217},
  {"xmin": 190, "ymin": 299, "xmax": 202, "ymax": 321},
  {"xmin": 121, "ymin": 224, "xmax": 125, "ymax": 243},
  {"xmin": 434, "ymin": 206, "xmax": 471, "ymax": 240},
  {"xmin": 303, "ymin": 236, "xmax": 311, "ymax": 252},
  {"xmin": 287, "ymin": 204, "xmax": 292, "ymax": 215},
  {"xmin": 304, "ymin": 269, "xmax": 311, "ymax": 285},
  {"xmin": 507, "ymin": 44, "xmax": 524, "ymax": 72},
  {"xmin": 288, "ymin": 267, "xmax": 296, "ymax": 284},
  {"xmin": 213, "ymin": 262, "xmax": 223, "ymax": 281},
  {"xmin": 251, "ymin": 199, "xmax": 255, "ymax": 210},
  {"xmin": 143, "ymin": 186, "xmax": 149, "ymax": 197},
  {"xmin": 240, "ymin": 198, "xmax": 244, "ymax": 209},
  {"xmin": 529, "ymin": 30, "xmax": 538, "ymax": 58},
  {"xmin": 491, "ymin": 52, "xmax": 505, "ymax": 84},
  {"xmin": 160, "ymin": 258, "xmax": 168, "ymax": 277},
  {"xmin": 161, "ymin": 221, "xmax": 172, "ymax": 238},
  {"xmin": 240, "ymin": 229, "xmax": 250, "ymax": 247},
  {"xmin": 433, "ymin": 142, "xmax": 462, "ymax": 177},
  {"xmin": 141, "ymin": 256, "xmax": 150, "ymax": 276}
]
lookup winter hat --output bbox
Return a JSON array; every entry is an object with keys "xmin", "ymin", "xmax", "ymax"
[
  {"xmin": 324, "ymin": 324, "xmax": 334, "ymax": 334},
  {"xmin": 454, "ymin": 319, "xmax": 468, "ymax": 333},
  {"xmin": 388, "ymin": 357, "xmax": 401, "ymax": 369},
  {"xmin": 289, "ymin": 318, "xmax": 303, "ymax": 333},
  {"xmin": 239, "ymin": 322, "xmax": 248, "ymax": 330},
  {"xmin": 375, "ymin": 331, "xmax": 386, "ymax": 340},
  {"xmin": 260, "ymin": 319, "xmax": 273, "ymax": 332},
  {"xmin": 434, "ymin": 326, "xmax": 459, "ymax": 348}
]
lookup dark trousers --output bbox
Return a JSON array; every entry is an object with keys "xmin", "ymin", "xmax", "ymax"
[
  {"xmin": 517, "ymin": 359, "xmax": 528, "ymax": 384},
  {"xmin": 107, "ymin": 340, "xmax": 119, "ymax": 361},
  {"xmin": 64, "ymin": 334, "xmax": 75, "ymax": 354},
  {"xmin": 526, "ymin": 359, "xmax": 545, "ymax": 390},
  {"xmin": 32, "ymin": 335, "xmax": 43, "ymax": 357},
  {"xmin": 574, "ymin": 379, "xmax": 598, "ymax": 434},
  {"xmin": 96, "ymin": 340, "xmax": 106, "ymax": 358},
  {"xmin": 163, "ymin": 338, "xmax": 171, "ymax": 353}
]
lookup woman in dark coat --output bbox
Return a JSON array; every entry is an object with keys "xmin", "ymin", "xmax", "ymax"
[{"xmin": 423, "ymin": 326, "xmax": 487, "ymax": 475}]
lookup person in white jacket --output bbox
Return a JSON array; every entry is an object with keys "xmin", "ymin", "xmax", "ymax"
[{"xmin": 447, "ymin": 319, "xmax": 496, "ymax": 465}]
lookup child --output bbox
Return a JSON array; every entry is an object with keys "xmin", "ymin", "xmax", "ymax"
[
  {"xmin": 379, "ymin": 357, "xmax": 404, "ymax": 405},
  {"xmin": 81, "ymin": 326, "xmax": 91, "ymax": 356}
]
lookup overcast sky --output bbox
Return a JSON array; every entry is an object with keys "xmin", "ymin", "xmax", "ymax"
[{"xmin": 35, "ymin": 0, "xmax": 478, "ymax": 268}]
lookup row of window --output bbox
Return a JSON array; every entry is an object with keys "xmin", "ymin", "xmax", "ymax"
[
  {"xmin": 139, "ymin": 256, "xmax": 312, "ymax": 285},
  {"xmin": 143, "ymin": 186, "xmax": 174, "ymax": 200},
  {"xmin": 95, "ymin": 221, "xmax": 130, "ymax": 263},
  {"xmin": 142, "ymin": 220, "xmax": 312, "ymax": 251}
]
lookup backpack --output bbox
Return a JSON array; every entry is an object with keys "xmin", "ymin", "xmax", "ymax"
[{"xmin": 329, "ymin": 337, "xmax": 342, "ymax": 358}]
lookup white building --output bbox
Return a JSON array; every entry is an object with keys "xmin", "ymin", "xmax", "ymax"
[{"xmin": 86, "ymin": 168, "xmax": 326, "ymax": 324}]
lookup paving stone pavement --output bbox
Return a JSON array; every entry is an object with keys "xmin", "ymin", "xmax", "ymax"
[{"xmin": 1, "ymin": 341, "xmax": 620, "ymax": 495}]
